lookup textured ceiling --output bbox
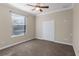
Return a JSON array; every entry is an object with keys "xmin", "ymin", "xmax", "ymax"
[{"xmin": 9, "ymin": 3, "xmax": 72, "ymax": 15}]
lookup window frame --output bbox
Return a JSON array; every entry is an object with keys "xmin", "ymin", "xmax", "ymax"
[{"xmin": 10, "ymin": 11, "xmax": 26, "ymax": 38}]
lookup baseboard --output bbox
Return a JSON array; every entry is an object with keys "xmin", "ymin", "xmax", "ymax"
[
  {"xmin": 35, "ymin": 37, "xmax": 43, "ymax": 40},
  {"xmin": 53, "ymin": 40, "xmax": 72, "ymax": 46},
  {"xmin": 0, "ymin": 38, "xmax": 34, "ymax": 50},
  {"xmin": 36, "ymin": 38, "xmax": 72, "ymax": 46},
  {"xmin": 72, "ymin": 45, "xmax": 77, "ymax": 56}
]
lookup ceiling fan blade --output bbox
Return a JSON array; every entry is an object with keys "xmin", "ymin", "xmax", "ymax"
[
  {"xmin": 26, "ymin": 4, "xmax": 36, "ymax": 7},
  {"xmin": 27, "ymin": 4, "xmax": 49, "ymax": 8},
  {"xmin": 39, "ymin": 6, "xmax": 49, "ymax": 8}
]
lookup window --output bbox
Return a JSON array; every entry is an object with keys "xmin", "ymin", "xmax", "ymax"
[{"xmin": 10, "ymin": 12, "xmax": 26, "ymax": 37}]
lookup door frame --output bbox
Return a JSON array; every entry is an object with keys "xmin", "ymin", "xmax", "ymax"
[{"xmin": 42, "ymin": 20, "xmax": 55, "ymax": 42}]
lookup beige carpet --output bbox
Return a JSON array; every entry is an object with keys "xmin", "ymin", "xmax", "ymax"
[{"xmin": 0, "ymin": 39, "xmax": 75, "ymax": 56}]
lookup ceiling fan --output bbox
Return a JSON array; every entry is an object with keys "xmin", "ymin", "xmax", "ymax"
[{"xmin": 26, "ymin": 3, "xmax": 49, "ymax": 12}]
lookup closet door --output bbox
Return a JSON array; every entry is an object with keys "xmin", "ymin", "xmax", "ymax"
[{"xmin": 42, "ymin": 20, "xmax": 55, "ymax": 41}]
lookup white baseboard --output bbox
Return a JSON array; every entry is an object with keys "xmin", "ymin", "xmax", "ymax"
[
  {"xmin": 53, "ymin": 40, "xmax": 72, "ymax": 46},
  {"xmin": 0, "ymin": 38, "xmax": 34, "ymax": 50},
  {"xmin": 36, "ymin": 37, "xmax": 72, "ymax": 46},
  {"xmin": 72, "ymin": 45, "xmax": 77, "ymax": 56}
]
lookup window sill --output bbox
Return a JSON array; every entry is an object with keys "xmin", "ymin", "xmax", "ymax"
[{"xmin": 11, "ymin": 33, "xmax": 24, "ymax": 38}]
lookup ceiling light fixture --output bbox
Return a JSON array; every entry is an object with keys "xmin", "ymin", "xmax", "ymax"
[
  {"xmin": 26, "ymin": 3, "xmax": 49, "ymax": 12},
  {"xmin": 35, "ymin": 7, "xmax": 40, "ymax": 11}
]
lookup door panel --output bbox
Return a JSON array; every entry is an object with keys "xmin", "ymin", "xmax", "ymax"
[{"xmin": 42, "ymin": 20, "xmax": 55, "ymax": 41}]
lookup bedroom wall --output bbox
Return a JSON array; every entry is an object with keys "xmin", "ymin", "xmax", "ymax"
[
  {"xmin": 0, "ymin": 4, "xmax": 36, "ymax": 49},
  {"xmin": 36, "ymin": 9, "xmax": 73, "ymax": 45},
  {"xmin": 73, "ymin": 4, "xmax": 79, "ymax": 56}
]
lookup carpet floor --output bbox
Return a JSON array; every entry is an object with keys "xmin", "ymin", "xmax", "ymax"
[{"xmin": 0, "ymin": 39, "xmax": 75, "ymax": 56}]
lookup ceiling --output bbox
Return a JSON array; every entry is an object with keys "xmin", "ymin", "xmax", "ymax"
[{"xmin": 9, "ymin": 3, "xmax": 73, "ymax": 16}]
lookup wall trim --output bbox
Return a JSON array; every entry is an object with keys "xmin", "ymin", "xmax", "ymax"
[
  {"xmin": 36, "ymin": 38, "xmax": 72, "ymax": 46},
  {"xmin": 73, "ymin": 45, "xmax": 77, "ymax": 56},
  {"xmin": 37, "ymin": 7, "xmax": 73, "ymax": 16},
  {"xmin": 53, "ymin": 40, "xmax": 72, "ymax": 46},
  {"xmin": 0, "ymin": 38, "xmax": 34, "ymax": 50}
]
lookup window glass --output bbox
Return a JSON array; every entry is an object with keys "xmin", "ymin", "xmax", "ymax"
[{"xmin": 10, "ymin": 12, "xmax": 26, "ymax": 37}]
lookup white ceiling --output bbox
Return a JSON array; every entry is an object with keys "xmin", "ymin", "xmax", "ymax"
[{"xmin": 9, "ymin": 3, "xmax": 72, "ymax": 16}]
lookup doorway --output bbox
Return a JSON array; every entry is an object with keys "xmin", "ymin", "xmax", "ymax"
[{"xmin": 42, "ymin": 20, "xmax": 55, "ymax": 41}]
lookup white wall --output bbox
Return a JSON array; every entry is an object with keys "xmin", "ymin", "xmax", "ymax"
[
  {"xmin": 36, "ymin": 9, "xmax": 73, "ymax": 45},
  {"xmin": 73, "ymin": 4, "xmax": 79, "ymax": 56},
  {"xmin": 0, "ymin": 4, "xmax": 36, "ymax": 49}
]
